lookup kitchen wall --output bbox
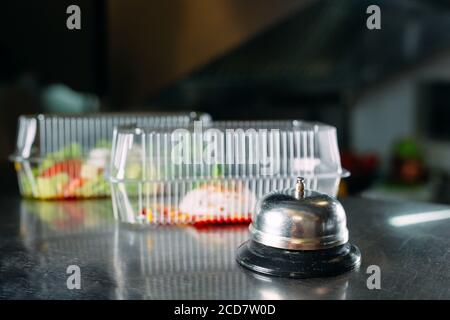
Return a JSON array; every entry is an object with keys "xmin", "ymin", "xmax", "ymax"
[{"xmin": 351, "ymin": 50, "xmax": 450, "ymax": 173}]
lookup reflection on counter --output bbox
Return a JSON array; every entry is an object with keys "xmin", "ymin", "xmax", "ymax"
[
  {"xmin": 19, "ymin": 199, "xmax": 355, "ymax": 299},
  {"xmin": 20, "ymin": 199, "xmax": 115, "ymax": 237},
  {"xmin": 242, "ymin": 269, "xmax": 350, "ymax": 300},
  {"xmin": 19, "ymin": 199, "xmax": 116, "ymax": 271}
]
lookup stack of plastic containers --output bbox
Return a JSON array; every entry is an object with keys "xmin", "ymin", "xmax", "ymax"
[
  {"xmin": 109, "ymin": 120, "xmax": 348, "ymax": 225},
  {"xmin": 10, "ymin": 112, "xmax": 210, "ymax": 200}
]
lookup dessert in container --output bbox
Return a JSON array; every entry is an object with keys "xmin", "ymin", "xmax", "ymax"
[
  {"xmin": 109, "ymin": 120, "xmax": 349, "ymax": 225},
  {"xmin": 11, "ymin": 112, "xmax": 210, "ymax": 200}
]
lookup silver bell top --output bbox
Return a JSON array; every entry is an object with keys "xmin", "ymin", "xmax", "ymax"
[{"xmin": 250, "ymin": 177, "xmax": 349, "ymax": 251}]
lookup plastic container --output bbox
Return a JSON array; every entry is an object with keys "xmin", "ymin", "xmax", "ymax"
[
  {"xmin": 11, "ymin": 112, "xmax": 210, "ymax": 199},
  {"xmin": 110, "ymin": 120, "xmax": 348, "ymax": 225}
]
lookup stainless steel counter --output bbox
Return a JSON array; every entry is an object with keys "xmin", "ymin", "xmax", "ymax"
[{"xmin": 0, "ymin": 196, "xmax": 449, "ymax": 299}]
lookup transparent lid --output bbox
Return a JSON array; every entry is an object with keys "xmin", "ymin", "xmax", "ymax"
[
  {"xmin": 109, "ymin": 120, "xmax": 347, "ymax": 182},
  {"xmin": 11, "ymin": 112, "xmax": 211, "ymax": 161}
]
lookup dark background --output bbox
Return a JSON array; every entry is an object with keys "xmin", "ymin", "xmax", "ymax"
[{"xmin": 1, "ymin": 0, "xmax": 450, "ymax": 202}]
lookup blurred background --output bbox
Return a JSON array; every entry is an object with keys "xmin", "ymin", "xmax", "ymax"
[{"xmin": 1, "ymin": 0, "xmax": 450, "ymax": 203}]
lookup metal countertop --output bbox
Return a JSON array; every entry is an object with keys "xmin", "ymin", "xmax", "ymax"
[{"xmin": 0, "ymin": 196, "xmax": 449, "ymax": 299}]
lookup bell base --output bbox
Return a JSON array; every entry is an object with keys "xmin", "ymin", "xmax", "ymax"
[{"xmin": 236, "ymin": 240, "xmax": 361, "ymax": 279}]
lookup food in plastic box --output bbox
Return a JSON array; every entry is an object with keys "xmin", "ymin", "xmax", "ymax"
[
  {"xmin": 179, "ymin": 185, "xmax": 257, "ymax": 224},
  {"xmin": 11, "ymin": 113, "xmax": 209, "ymax": 199},
  {"xmin": 110, "ymin": 120, "xmax": 349, "ymax": 225}
]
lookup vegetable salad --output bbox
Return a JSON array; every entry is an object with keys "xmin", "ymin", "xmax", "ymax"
[{"xmin": 16, "ymin": 142, "xmax": 111, "ymax": 199}]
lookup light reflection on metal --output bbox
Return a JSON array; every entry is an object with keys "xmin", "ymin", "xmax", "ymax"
[{"xmin": 389, "ymin": 210, "xmax": 450, "ymax": 227}]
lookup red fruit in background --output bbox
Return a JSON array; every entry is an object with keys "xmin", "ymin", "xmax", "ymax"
[
  {"xmin": 340, "ymin": 151, "xmax": 379, "ymax": 194},
  {"xmin": 360, "ymin": 154, "xmax": 378, "ymax": 172},
  {"xmin": 341, "ymin": 152, "xmax": 359, "ymax": 173},
  {"xmin": 397, "ymin": 159, "xmax": 424, "ymax": 184},
  {"xmin": 341, "ymin": 152, "xmax": 379, "ymax": 175}
]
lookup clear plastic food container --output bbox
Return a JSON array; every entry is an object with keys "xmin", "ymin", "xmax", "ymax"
[
  {"xmin": 11, "ymin": 112, "xmax": 210, "ymax": 200},
  {"xmin": 110, "ymin": 120, "xmax": 348, "ymax": 225}
]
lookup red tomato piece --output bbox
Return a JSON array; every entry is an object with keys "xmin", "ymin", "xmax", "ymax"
[
  {"xmin": 63, "ymin": 178, "xmax": 85, "ymax": 198},
  {"xmin": 41, "ymin": 159, "xmax": 82, "ymax": 179}
]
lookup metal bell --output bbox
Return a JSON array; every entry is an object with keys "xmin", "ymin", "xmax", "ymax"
[{"xmin": 236, "ymin": 177, "xmax": 361, "ymax": 278}]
